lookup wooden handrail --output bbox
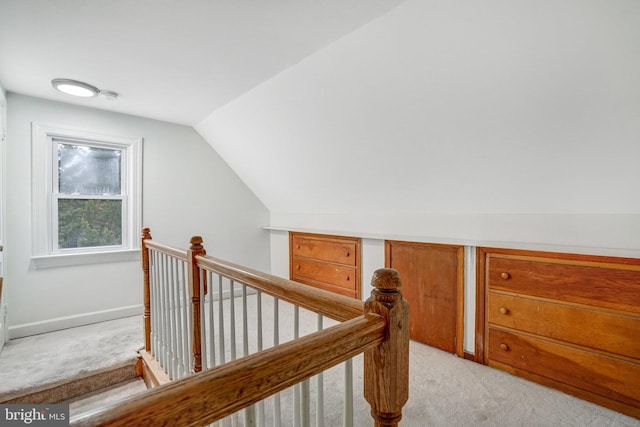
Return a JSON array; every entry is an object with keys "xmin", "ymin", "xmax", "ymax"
[
  {"xmin": 143, "ymin": 239, "xmax": 188, "ymax": 261},
  {"xmin": 196, "ymin": 254, "xmax": 364, "ymax": 322},
  {"xmin": 70, "ymin": 314, "xmax": 386, "ymax": 427},
  {"xmin": 142, "ymin": 232, "xmax": 363, "ymax": 322}
]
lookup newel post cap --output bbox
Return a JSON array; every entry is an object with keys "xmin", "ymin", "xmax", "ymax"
[
  {"xmin": 189, "ymin": 236, "xmax": 206, "ymax": 256},
  {"xmin": 371, "ymin": 268, "xmax": 402, "ymax": 290}
]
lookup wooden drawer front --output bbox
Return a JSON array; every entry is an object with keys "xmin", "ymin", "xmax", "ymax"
[
  {"xmin": 488, "ymin": 328, "xmax": 640, "ymax": 407},
  {"xmin": 291, "ymin": 236, "xmax": 356, "ymax": 266},
  {"xmin": 292, "ymin": 259, "xmax": 356, "ymax": 291},
  {"xmin": 488, "ymin": 293, "xmax": 640, "ymax": 359},
  {"xmin": 488, "ymin": 257, "xmax": 640, "ymax": 314},
  {"xmin": 295, "ymin": 279, "xmax": 357, "ymax": 299}
]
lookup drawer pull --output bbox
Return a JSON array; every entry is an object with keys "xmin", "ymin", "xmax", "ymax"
[
  {"xmin": 346, "ymin": 276, "xmax": 350, "ymax": 281},
  {"xmin": 499, "ymin": 307, "xmax": 509, "ymax": 315},
  {"xmin": 500, "ymin": 343, "xmax": 509, "ymax": 351},
  {"xmin": 500, "ymin": 272, "xmax": 511, "ymax": 280},
  {"xmin": 346, "ymin": 252, "xmax": 350, "ymax": 257},
  {"xmin": 296, "ymin": 245, "xmax": 300, "ymax": 249},
  {"xmin": 296, "ymin": 265, "xmax": 300, "ymax": 270}
]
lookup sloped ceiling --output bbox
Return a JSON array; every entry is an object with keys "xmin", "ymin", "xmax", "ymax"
[
  {"xmin": 0, "ymin": 0, "xmax": 405, "ymax": 125},
  {"xmin": 2, "ymin": 0, "xmax": 639, "ymax": 240},
  {"xmin": 196, "ymin": 0, "xmax": 640, "ymax": 220}
]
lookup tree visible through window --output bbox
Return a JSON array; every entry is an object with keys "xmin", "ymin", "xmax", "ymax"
[
  {"xmin": 32, "ymin": 123, "xmax": 141, "ymax": 266},
  {"xmin": 55, "ymin": 141, "xmax": 125, "ymax": 250}
]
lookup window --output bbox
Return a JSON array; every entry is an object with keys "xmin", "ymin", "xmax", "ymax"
[
  {"xmin": 55, "ymin": 141, "xmax": 124, "ymax": 250},
  {"xmin": 32, "ymin": 124, "xmax": 142, "ymax": 268}
]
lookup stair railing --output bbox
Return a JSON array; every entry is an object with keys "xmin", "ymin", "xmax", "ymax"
[{"xmin": 70, "ymin": 228, "xmax": 409, "ymax": 427}]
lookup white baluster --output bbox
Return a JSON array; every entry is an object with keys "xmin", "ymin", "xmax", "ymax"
[
  {"xmin": 166, "ymin": 257, "xmax": 172, "ymax": 378},
  {"xmin": 242, "ymin": 284, "xmax": 249, "ymax": 357},
  {"xmin": 182, "ymin": 260, "xmax": 193, "ymax": 374},
  {"xmin": 217, "ymin": 276, "xmax": 226, "ymax": 365},
  {"xmin": 256, "ymin": 291, "xmax": 265, "ymax": 427},
  {"xmin": 294, "ymin": 306, "xmax": 300, "ymax": 427},
  {"xmin": 200, "ymin": 269, "xmax": 208, "ymax": 372},
  {"xmin": 159, "ymin": 253, "xmax": 167, "ymax": 369},
  {"xmin": 301, "ymin": 379, "xmax": 310, "ymax": 427},
  {"xmin": 207, "ymin": 271, "xmax": 216, "ymax": 370},
  {"xmin": 343, "ymin": 359, "xmax": 353, "ymax": 427},
  {"xmin": 165, "ymin": 254, "xmax": 173, "ymax": 371},
  {"xmin": 169, "ymin": 257, "xmax": 178, "ymax": 380},
  {"xmin": 150, "ymin": 251, "xmax": 158, "ymax": 360},
  {"xmin": 229, "ymin": 279, "xmax": 239, "ymax": 427},
  {"xmin": 175, "ymin": 260, "xmax": 186, "ymax": 378},
  {"xmin": 229, "ymin": 279, "xmax": 237, "ymax": 362},
  {"xmin": 316, "ymin": 314, "xmax": 325, "ymax": 427},
  {"xmin": 153, "ymin": 251, "xmax": 161, "ymax": 366},
  {"xmin": 273, "ymin": 298, "xmax": 281, "ymax": 427},
  {"xmin": 241, "ymin": 284, "xmax": 257, "ymax": 427}
]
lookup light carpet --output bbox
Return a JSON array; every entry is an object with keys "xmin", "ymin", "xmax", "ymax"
[{"xmin": 0, "ymin": 315, "xmax": 638, "ymax": 426}]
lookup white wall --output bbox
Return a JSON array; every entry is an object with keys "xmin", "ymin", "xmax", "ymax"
[
  {"xmin": 0, "ymin": 83, "xmax": 7, "ymax": 351},
  {"xmin": 197, "ymin": 0, "xmax": 640, "ymax": 252},
  {"xmin": 197, "ymin": 0, "xmax": 640, "ymax": 354},
  {"xmin": 5, "ymin": 94, "xmax": 269, "ymax": 337}
]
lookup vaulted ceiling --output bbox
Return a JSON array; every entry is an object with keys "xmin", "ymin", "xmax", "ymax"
[
  {"xmin": 2, "ymin": 0, "xmax": 639, "ymax": 237},
  {"xmin": 0, "ymin": 0, "xmax": 405, "ymax": 125}
]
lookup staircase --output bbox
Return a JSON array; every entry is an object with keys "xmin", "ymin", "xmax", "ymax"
[
  {"xmin": 0, "ymin": 317, "xmax": 146, "ymax": 409},
  {"xmin": 65, "ymin": 377, "xmax": 147, "ymax": 413}
]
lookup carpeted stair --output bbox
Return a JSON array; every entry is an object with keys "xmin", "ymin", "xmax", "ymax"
[{"xmin": 0, "ymin": 316, "xmax": 143, "ymax": 405}]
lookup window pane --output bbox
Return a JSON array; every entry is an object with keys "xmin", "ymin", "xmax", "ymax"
[
  {"xmin": 58, "ymin": 143, "xmax": 122, "ymax": 195},
  {"xmin": 58, "ymin": 199, "xmax": 122, "ymax": 249}
]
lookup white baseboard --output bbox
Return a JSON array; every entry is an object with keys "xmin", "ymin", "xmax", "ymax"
[
  {"xmin": 8, "ymin": 305, "xmax": 143, "ymax": 339},
  {"xmin": 206, "ymin": 286, "xmax": 256, "ymax": 302}
]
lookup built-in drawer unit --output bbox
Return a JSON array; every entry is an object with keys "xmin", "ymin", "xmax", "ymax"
[
  {"xmin": 290, "ymin": 232, "xmax": 361, "ymax": 299},
  {"xmin": 478, "ymin": 248, "xmax": 640, "ymax": 418}
]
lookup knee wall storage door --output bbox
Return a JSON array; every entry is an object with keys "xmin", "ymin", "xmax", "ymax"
[{"xmin": 386, "ymin": 241, "xmax": 464, "ymax": 357}]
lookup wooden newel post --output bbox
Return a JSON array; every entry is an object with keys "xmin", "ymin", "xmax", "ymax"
[
  {"xmin": 188, "ymin": 236, "xmax": 206, "ymax": 373},
  {"xmin": 364, "ymin": 268, "xmax": 409, "ymax": 427},
  {"xmin": 141, "ymin": 228, "xmax": 152, "ymax": 352}
]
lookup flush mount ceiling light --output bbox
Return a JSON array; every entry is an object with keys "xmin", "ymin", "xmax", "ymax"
[
  {"xmin": 51, "ymin": 78, "xmax": 99, "ymax": 97},
  {"xmin": 51, "ymin": 78, "xmax": 118, "ymax": 100}
]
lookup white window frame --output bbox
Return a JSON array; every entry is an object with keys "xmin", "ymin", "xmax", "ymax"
[{"xmin": 31, "ymin": 123, "xmax": 142, "ymax": 268}]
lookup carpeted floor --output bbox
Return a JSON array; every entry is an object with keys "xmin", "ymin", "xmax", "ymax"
[
  {"xmin": 0, "ymin": 315, "xmax": 637, "ymax": 426},
  {"xmin": 387, "ymin": 342, "xmax": 639, "ymax": 427}
]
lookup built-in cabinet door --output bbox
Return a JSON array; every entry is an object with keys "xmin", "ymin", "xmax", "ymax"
[{"xmin": 385, "ymin": 241, "xmax": 464, "ymax": 356}]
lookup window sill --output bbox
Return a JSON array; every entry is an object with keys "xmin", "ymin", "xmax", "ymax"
[{"xmin": 31, "ymin": 249, "xmax": 140, "ymax": 269}]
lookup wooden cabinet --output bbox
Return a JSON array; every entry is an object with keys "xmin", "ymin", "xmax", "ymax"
[
  {"xmin": 386, "ymin": 241, "xmax": 464, "ymax": 356},
  {"xmin": 477, "ymin": 248, "xmax": 640, "ymax": 418},
  {"xmin": 289, "ymin": 232, "xmax": 361, "ymax": 299}
]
